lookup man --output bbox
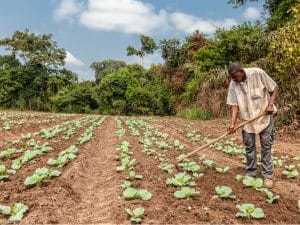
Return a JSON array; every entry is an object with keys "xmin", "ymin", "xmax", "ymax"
[{"xmin": 226, "ymin": 62, "xmax": 278, "ymax": 188}]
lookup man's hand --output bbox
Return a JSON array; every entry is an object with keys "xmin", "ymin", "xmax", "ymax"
[
  {"xmin": 227, "ymin": 124, "xmax": 236, "ymax": 133},
  {"xmin": 265, "ymin": 104, "xmax": 274, "ymax": 114}
]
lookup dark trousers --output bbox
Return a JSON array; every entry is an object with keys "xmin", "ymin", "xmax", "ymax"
[{"xmin": 242, "ymin": 116, "xmax": 275, "ymax": 179}]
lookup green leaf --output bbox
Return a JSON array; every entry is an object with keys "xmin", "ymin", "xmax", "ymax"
[
  {"xmin": 251, "ymin": 207, "xmax": 265, "ymax": 219},
  {"xmin": 174, "ymin": 190, "xmax": 186, "ymax": 199},
  {"xmin": 9, "ymin": 203, "xmax": 28, "ymax": 221},
  {"xmin": 215, "ymin": 186, "xmax": 234, "ymax": 198},
  {"xmin": 123, "ymin": 187, "xmax": 138, "ymax": 199},
  {"xmin": 125, "ymin": 208, "xmax": 133, "ymax": 216},
  {"xmin": 242, "ymin": 176, "xmax": 263, "ymax": 189},
  {"xmin": 0, "ymin": 205, "xmax": 11, "ymax": 215},
  {"xmin": 49, "ymin": 169, "xmax": 61, "ymax": 177},
  {"xmin": 139, "ymin": 189, "xmax": 152, "ymax": 201},
  {"xmin": 133, "ymin": 207, "xmax": 144, "ymax": 217}
]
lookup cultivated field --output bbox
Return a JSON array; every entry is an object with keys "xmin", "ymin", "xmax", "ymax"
[{"xmin": 0, "ymin": 110, "xmax": 299, "ymax": 224}]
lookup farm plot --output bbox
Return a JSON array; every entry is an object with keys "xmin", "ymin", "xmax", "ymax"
[
  {"xmin": 0, "ymin": 111, "xmax": 299, "ymax": 224},
  {"xmin": 0, "ymin": 110, "xmax": 80, "ymax": 146}
]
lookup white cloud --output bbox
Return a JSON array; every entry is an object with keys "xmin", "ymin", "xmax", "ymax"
[
  {"xmin": 170, "ymin": 12, "xmax": 238, "ymax": 34},
  {"xmin": 65, "ymin": 51, "xmax": 84, "ymax": 67},
  {"xmin": 79, "ymin": 0, "xmax": 168, "ymax": 34},
  {"xmin": 54, "ymin": 0, "xmax": 82, "ymax": 21},
  {"xmin": 53, "ymin": 0, "xmax": 238, "ymax": 35},
  {"xmin": 244, "ymin": 7, "xmax": 260, "ymax": 20}
]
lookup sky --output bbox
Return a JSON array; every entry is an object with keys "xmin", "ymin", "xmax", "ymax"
[{"xmin": 0, "ymin": 0, "xmax": 265, "ymax": 81}]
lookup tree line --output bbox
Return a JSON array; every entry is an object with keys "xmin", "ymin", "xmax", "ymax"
[{"xmin": 0, "ymin": 0, "xmax": 299, "ymax": 125}]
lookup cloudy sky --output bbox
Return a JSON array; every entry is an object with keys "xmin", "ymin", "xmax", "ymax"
[{"xmin": 0, "ymin": 0, "xmax": 264, "ymax": 80}]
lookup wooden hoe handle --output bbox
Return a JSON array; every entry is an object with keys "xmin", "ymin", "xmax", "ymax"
[{"xmin": 176, "ymin": 112, "xmax": 267, "ymax": 163}]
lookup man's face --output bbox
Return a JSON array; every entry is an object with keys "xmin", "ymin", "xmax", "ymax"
[{"xmin": 231, "ymin": 70, "xmax": 245, "ymax": 83}]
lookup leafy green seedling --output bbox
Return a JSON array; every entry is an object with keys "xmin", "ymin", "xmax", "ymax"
[
  {"xmin": 123, "ymin": 187, "xmax": 152, "ymax": 201},
  {"xmin": 125, "ymin": 207, "xmax": 144, "ymax": 223},
  {"xmin": 121, "ymin": 180, "xmax": 132, "ymax": 189},
  {"xmin": 0, "ymin": 203, "xmax": 29, "ymax": 221},
  {"xmin": 236, "ymin": 204, "xmax": 265, "ymax": 219},
  {"xmin": 24, "ymin": 167, "xmax": 61, "ymax": 186},
  {"xmin": 282, "ymin": 165, "xmax": 299, "ymax": 178},
  {"xmin": 116, "ymin": 158, "xmax": 136, "ymax": 171},
  {"xmin": 242, "ymin": 176, "xmax": 263, "ymax": 189},
  {"xmin": 166, "ymin": 172, "xmax": 196, "ymax": 187},
  {"xmin": 0, "ymin": 148, "xmax": 17, "ymax": 159},
  {"xmin": 174, "ymin": 187, "xmax": 199, "ymax": 199},
  {"xmin": 158, "ymin": 163, "xmax": 174, "ymax": 174},
  {"xmin": 203, "ymin": 159, "xmax": 215, "ymax": 169},
  {"xmin": 256, "ymin": 188, "xmax": 280, "ymax": 204},
  {"xmin": 297, "ymin": 200, "xmax": 300, "ymax": 211},
  {"xmin": 215, "ymin": 186, "xmax": 236, "ymax": 199},
  {"xmin": 192, "ymin": 172, "xmax": 204, "ymax": 178},
  {"xmin": 126, "ymin": 171, "xmax": 143, "ymax": 180},
  {"xmin": 216, "ymin": 166, "xmax": 230, "ymax": 174},
  {"xmin": 178, "ymin": 161, "xmax": 202, "ymax": 172}
]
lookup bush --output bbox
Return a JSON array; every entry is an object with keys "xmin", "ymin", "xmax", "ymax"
[{"xmin": 177, "ymin": 107, "xmax": 213, "ymax": 120}]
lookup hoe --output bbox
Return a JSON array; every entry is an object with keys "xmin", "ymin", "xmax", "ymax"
[{"xmin": 176, "ymin": 112, "xmax": 267, "ymax": 166}]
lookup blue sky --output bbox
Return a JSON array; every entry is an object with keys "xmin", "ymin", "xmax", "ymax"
[{"xmin": 0, "ymin": 0, "xmax": 264, "ymax": 81}]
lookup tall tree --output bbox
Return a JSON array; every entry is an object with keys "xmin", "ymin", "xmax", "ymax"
[
  {"xmin": 127, "ymin": 35, "xmax": 158, "ymax": 66},
  {"xmin": 0, "ymin": 29, "xmax": 66, "ymax": 68},
  {"xmin": 159, "ymin": 39, "xmax": 185, "ymax": 68},
  {"xmin": 90, "ymin": 59, "xmax": 126, "ymax": 83}
]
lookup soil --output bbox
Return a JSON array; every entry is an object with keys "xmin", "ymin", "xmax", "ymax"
[{"xmin": 0, "ymin": 112, "xmax": 299, "ymax": 224}]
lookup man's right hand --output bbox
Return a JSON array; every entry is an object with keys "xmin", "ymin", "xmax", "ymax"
[{"xmin": 227, "ymin": 124, "xmax": 236, "ymax": 133}]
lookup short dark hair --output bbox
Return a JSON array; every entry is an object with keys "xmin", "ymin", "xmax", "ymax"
[{"xmin": 228, "ymin": 62, "xmax": 243, "ymax": 75}]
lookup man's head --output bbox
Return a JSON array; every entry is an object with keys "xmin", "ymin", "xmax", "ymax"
[{"xmin": 228, "ymin": 62, "xmax": 245, "ymax": 83}]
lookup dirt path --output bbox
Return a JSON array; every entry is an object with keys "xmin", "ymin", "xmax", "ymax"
[{"xmin": 20, "ymin": 116, "xmax": 123, "ymax": 224}]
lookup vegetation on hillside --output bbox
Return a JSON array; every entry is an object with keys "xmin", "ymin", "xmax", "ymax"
[{"xmin": 0, "ymin": 0, "xmax": 298, "ymax": 126}]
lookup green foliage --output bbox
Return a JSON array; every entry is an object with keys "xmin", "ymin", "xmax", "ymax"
[
  {"xmin": 0, "ymin": 203, "xmax": 29, "ymax": 221},
  {"xmin": 194, "ymin": 45, "xmax": 224, "ymax": 70},
  {"xmin": 267, "ymin": 0, "xmax": 298, "ymax": 30},
  {"xmin": 159, "ymin": 39, "xmax": 185, "ymax": 68},
  {"xmin": 51, "ymin": 82, "xmax": 98, "ymax": 113},
  {"xmin": 24, "ymin": 167, "xmax": 61, "ymax": 186},
  {"xmin": 125, "ymin": 207, "xmax": 144, "ymax": 223},
  {"xmin": 236, "ymin": 204, "xmax": 265, "ymax": 219},
  {"xmin": 174, "ymin": 187, "xmax": 199, "ymax": 199},
  {"xmin": 177, "ymin": 107, "xmax": 213, "ymax": 120},
  {"xmin": 127, "ymin": 35, "xmax": 158, "ymax": 66},
  {"xmin": 242, "ymin": 176, "xmax": 263, "ymax": 189},
  {"xmin": 123, "ymin": 187, "xmax": 152, "ymax": 200},
  {"xmin": 178, "ymin": 161, "xmax": 202, "ymax": 173},
  {"xmin": 90, "ymin": 59, "xmax": 126, "ymax": 83},
  {"xmin": 95, "ymin": 68, "xmax": 172, "ymax": 115},
  {"xmin": 166, "ymin": 172, "xmax": 196, "ymax": 187},
  {"xmin": 215, "ymin": 186, "xmax": 236, "ymax": 199},
  {"xmin": 215, "ymin": 22, "xmax": 269, "ymax": 65},
  {"xmin": 267, "ymin": 2, "xmax": 300, "ymax": 124},
  {"xmin": 0, "ymin": 29, "xmax": 65, "ymax": 67}
]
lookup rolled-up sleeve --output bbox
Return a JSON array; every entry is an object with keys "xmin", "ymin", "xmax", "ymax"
[{"xmin": 227, "ymin": 81, "xmax": 238, "ymax": 106}]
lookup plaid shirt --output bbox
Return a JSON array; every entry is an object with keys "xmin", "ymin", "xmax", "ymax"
[{"xmin": 227, "ymin": 67, "xmax": 278, "ymax": 134}]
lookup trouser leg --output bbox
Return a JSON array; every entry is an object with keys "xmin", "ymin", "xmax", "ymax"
[
  {"xmin": 242, "ymin": 129, "xmax": 257, "ymax": 176},
  {"xmin": 259, "ymin": 116, "xmax": 275, "ymax": 179}
]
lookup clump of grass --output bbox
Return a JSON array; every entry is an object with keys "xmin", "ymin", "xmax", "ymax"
[{"xmin": 177, "ymin": 107, "xmax": 213, "ymax": 120}]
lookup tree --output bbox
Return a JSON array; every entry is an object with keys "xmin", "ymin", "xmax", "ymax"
[
  {"xmin": 267, "ymin": 1, "xmax": 300, "ymax": 124},
  {"xmin": 127, "ymin": 35, "xmax": 158, "ymax": 66},
  {"xmin": 159, "ymin": 39, "xmax": 185, "ymax": 68},
  {"xmin": 51, "ymin": 81, "xmax": 98, "ymax": 113},
  {"xmin": 0, "ymin": 29, "xmax": 66, "ymax": 68},
  {"xmin": 90, "ymin": 59, "xmax": 126, "ymax": 83},
  {"xmin": 183, "ymin": 30, "xmax": 212, "ymax": 62}
]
